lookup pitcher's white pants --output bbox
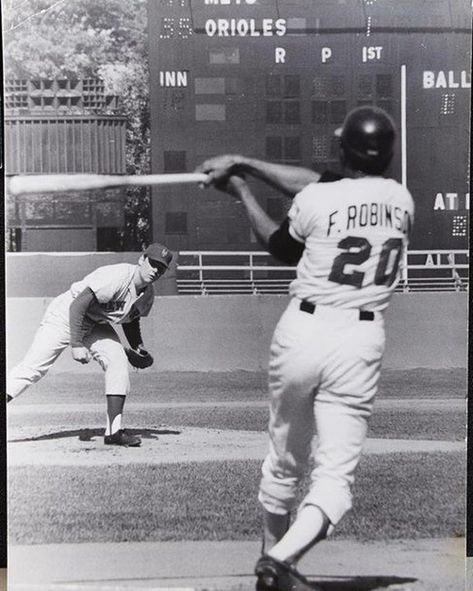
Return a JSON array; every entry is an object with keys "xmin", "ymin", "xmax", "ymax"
[
  {"xmin": 258, "ymin": 298, "xmax": 385, "ymax": 526},
  {"xmin": 8, "ymin": 292, "xmax": 130, "ymax": 398}
]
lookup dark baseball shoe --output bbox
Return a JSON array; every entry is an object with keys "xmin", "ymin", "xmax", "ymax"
[
  {"xmin": 255, "ymin": 555, "xmax": 320, "ymax": 591},
  {"xmin": 104, "ymin": 430, "xmax": 141, "ymax": 447}
]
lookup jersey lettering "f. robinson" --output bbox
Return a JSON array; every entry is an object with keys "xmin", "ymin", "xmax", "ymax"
[{"xmin": 327, "ymin": 202, "xmax": 412, "ymax": 236}]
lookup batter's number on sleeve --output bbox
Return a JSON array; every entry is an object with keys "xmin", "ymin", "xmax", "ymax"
[{"xmin": 328, "ymin": 236, "xmax": 403, "ymax": 288}]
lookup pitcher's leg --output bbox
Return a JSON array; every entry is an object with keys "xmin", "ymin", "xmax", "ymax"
[
  {"xmin": 86, "ymin": 325, "xmax": 130, "ymax": 397},
  {"xmin": 7, "ymin": 323, "xmax": 69, "ymax": 399},
  {"xmin": 86, "ymin": 325, "xmax": 140, "ymax": 447}
]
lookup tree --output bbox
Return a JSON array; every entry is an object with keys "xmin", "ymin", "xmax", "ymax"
[
  {"xmin": 3, "ymin": 0, "xmax": 152, "ymax": 249},
  {"xmin": 99, "ymin": 61, "xmax": 152, "ymax": 250}
]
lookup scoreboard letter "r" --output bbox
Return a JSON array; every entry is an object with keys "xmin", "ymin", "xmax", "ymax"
[{"xmin": 275, "ymin": 47, "xmax": 286, "ymax": 63}]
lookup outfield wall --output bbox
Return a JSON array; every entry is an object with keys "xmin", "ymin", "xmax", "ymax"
[
  {"xmin": 6, "ymin": 253, "xmax": 179, "ymax": 297},
  {"xmin": 6, "ymin": 293, "xmax": 467, "ymax": 373}
]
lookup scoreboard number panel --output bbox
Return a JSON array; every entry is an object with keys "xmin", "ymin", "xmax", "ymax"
[{"xmin": 148, "ymin": 0, "xmax": 470, "ymax": 251}]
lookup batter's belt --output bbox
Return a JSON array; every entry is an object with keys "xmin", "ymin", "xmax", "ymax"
[{"xmin": 299, "ymin": 300, "xmax": 375, "ymax": 321}]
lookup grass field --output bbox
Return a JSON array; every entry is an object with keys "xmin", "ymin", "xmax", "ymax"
[
  {"xmin": 9, "ymin": 452, "xmax": 464, "ymax": 544},
  {"xmin": 11, "ymin": 368, "xmax": 466, "ymax": 404},
  {"xmin": 8, "ymin": 368, "xmax": 466, "ymax": 549}
]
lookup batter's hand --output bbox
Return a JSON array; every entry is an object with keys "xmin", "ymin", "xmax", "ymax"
[
  {"xmin": 72, "ymin": 346, "xmax": 91, "ymax": 364},
  {"xmin": 224, "ymin": 175, "xmax": 249, "ymax": 200},
  {"xmin": 195, "ymin": 155, "xmax": 242, "ymax": 188}
]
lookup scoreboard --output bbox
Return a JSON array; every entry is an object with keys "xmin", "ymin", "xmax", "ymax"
[{"xmin": 148, "ymin": 0, "xmax": 471, "ymax": 251}]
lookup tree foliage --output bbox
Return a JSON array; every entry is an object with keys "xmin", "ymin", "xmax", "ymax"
[
  {"xmin": 3, "ymin": 0, "xmax": 152, "ymax": 249},
  {"xmin": 3, "ymin": 0, "xmax": 148, "ymax": 77}
]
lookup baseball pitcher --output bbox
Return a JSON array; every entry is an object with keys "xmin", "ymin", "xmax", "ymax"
[
  {"xmin": 7, "ymin": 243, "xmax": 173, "ymax": 448},
  {"xmin": 197, "ymin": 106, "xmax": 415, "ymax": 591}
]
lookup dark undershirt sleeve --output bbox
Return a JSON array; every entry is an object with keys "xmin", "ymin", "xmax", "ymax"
[
  {"xmin": 268, "ymin": 218, "xmax": 305, "ymax": 265},
  {"xmin": 122, "ymin": 318, "xmax": 143, "ymax": 350},
  {"xmin": 319, "ymin": 170, "xmax": 343, "ymax": 183},
  {"xmin": 69, "ymin": 287, "xmax": 96, "ymax": 347}
]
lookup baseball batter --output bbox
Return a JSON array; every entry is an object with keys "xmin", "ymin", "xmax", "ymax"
[
  {"xmin": 7, "ymin": 243, "xmax": 173, "ymax": 448},
  {"xmin": 198, "ymin": 107, "xmax": 415, "ymax": 591}
]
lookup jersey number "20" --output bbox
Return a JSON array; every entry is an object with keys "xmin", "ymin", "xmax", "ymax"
[{"xmin": 329, "ymin": 236, "xmax": 403, "ymax": 289}]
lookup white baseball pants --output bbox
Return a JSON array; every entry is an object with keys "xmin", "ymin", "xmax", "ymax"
[
  {"xmin": 258, "ymin": 298, "xmax": 385, "ymax": 526},
  {"xmin": 8, "ymin": 292, "xmax": 130, "ymax": 398}
]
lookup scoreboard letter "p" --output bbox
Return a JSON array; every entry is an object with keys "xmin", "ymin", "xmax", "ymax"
[{"xmin": 321, "ymin": 47, "xmax": 332, "ymax": 63}]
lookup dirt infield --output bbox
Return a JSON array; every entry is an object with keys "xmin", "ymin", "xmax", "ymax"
[
  {"xmin": 7, "ymin": 393, "xmax": 465, "ymax": 466},
  {"xmin": 8, "ymin": 423, "xmax": 464, "ymax": 467}
]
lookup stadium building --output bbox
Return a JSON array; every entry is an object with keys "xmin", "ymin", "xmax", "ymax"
[{"xmin": 4, "ymin": 79, "xmax": 127, "ymax": 252}]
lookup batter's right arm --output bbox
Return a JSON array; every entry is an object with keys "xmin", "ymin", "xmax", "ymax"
[{"xmin": 196, "ymin": 155, "xmax": 321, "ymax": 197}]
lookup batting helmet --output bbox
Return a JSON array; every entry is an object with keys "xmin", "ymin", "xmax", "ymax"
[{"xmin": 336, "ymin": 106, "xmax": 396, "ymax": 175}]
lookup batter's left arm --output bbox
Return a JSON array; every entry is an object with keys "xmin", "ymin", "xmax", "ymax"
[
  {"xmin": 224, "ymin": 176, "xmax": 278, "ymax": 249},
  {"xmin": 223, "ymin": 176, "xmax": 305, "ymax": 265}
]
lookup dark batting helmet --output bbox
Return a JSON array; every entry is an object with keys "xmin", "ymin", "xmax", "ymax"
[{"xmin": 336, "ymin": 106, "xmax": 396, "ymax": 175}]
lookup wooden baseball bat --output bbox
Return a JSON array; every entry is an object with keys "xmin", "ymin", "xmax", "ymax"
[{"xmin": 6, "ymin": 172, "xmax": 210, "ymax": 196}]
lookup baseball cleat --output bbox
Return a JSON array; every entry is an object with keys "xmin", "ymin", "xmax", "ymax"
[
  {"xmin": 104, "ymin": 430, "xmax": 141, "ymax": 447},
  {"xmin": 255, "ymin": 555, "xmax": 320, "ymax": 591}
]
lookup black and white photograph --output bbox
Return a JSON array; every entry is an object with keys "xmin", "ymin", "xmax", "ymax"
[{"xmin": 2, "ymin": 1, "xmax": 470, "ymax": 590}]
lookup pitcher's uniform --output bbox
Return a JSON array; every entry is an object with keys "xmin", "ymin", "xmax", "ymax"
[
  {"xmin": 259, "ymin": 176, "xmax": 414, "ymax": 526},
  {"xmin": 8, "ymin": 264, "xmax": 154, "ymax": 399}
]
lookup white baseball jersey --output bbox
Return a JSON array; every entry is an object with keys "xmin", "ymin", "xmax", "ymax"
[
  {"xmin": 287, "ymin": 177, "xmax": 414, "ymax": 311},
  {"xmin": 70, "ymin": 263, "xmax": 155, "ymax": 324}
]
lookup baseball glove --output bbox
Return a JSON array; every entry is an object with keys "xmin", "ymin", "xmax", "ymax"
[{"xmin": 125, "ymin": 347, "xmax": 154, "ymax": 369}]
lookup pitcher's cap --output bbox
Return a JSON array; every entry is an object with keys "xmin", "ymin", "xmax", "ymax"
[{"xmin": 143, "ymin": 243, "xmax": 173, "ymax": 268}]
